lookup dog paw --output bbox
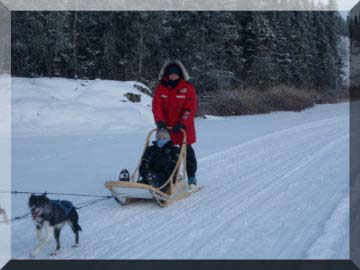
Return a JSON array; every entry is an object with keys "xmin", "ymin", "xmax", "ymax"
[
  {"xmin": 50, "ymin": 251, "xmax": 58, "ymax": 256},
  {"xmin": 72, "ymin": 243, "xmax": 79, "ymax": 248},
  {"xmin": 29, "ymin": 252, "xmax": 37, "ymax": 258}
]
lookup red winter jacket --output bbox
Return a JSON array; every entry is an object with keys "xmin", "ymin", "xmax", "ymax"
[{"xmin": 152, "ymin": 78, "xmax": 197, "ymax": 145}]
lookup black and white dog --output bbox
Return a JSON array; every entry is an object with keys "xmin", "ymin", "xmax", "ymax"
[{"xmin": 28, "ymin": 193, "xmax": 82, "ymax": 257}]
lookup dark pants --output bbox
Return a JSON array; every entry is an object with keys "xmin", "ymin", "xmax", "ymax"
[{"xmin": 186, "ymin": 145, "xmax": 197, "ymax": 178}]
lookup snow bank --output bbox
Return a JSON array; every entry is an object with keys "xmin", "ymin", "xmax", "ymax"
[{"xmin": 12, "ymin": 77, "xmax": 154, "ymax": 136}]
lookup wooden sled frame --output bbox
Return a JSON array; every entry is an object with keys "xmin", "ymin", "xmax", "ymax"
[{"xmin": 105, "ymin": 128, "xmax": 200, "ymax": 207}]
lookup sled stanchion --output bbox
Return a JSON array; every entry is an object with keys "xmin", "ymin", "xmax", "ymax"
[
  {"xmin": 105, "ymin": 128, "xmax": 202, "ymax": 207},
  {"xmin": 130, "ymin": 128, "xmax": 157, "ymax": 182},
  {"xmin": 157, "ymin": 128, "xmax": 187, "ymax": 191}
]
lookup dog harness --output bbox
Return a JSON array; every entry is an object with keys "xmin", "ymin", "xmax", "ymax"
[{"xmin": 51, "ymin": 200, "xmax": 74, "ymax": 217}]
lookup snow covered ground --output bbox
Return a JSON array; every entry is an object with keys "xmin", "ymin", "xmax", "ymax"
[
  {"xmin": 8, "ymin": 77, "xmax": 349, "ymax": 259},
  {"xmin": 0, "ymin": 74, "xmax": 11, "ymax": 268}
]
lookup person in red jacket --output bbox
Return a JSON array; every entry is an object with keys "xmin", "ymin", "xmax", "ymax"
[{"xmin": 152, "ymin": 60, "xmax": 198, "ymax": 189}]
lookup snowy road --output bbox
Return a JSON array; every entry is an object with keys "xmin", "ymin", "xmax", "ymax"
[{"xmin": 10, "ymin": 103, "xmax": 349, "ymax": 259}]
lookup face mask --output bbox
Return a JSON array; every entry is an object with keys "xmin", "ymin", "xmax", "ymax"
[
  {"xmin": 157, "ymin": 138, "xmax": 170, "ymax": 148},
  {"xmin": 169, "ymin": 79, "xmax": 179, "ymax": 89}
]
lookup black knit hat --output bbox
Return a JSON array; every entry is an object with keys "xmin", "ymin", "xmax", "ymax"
[{"xmin": 166, "ymin": 65, "xmax": 182, "ymax": 77}]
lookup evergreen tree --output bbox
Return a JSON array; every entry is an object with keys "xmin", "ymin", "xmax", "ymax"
[{"xmin": 11, "ymin": 10, "xmax": 347, "ymax": 96}]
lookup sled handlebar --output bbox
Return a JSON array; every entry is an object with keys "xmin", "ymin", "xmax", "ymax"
[
  {"xmin": 149, "ymin": 127, "xmax": 187, "ymax": 145},
  {"xmin": 168, "ymin": 127, "xmax": 187, "ymax": 145}
]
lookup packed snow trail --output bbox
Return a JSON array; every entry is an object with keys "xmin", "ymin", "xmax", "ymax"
[{"xmin": 10, "ymin": 103, "xmax": 349, "ymax": 259}]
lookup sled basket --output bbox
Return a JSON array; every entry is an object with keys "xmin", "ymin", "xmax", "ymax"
[{"xmin": 105, "ymin": 128, "xmax": 201, "ymax": 207}]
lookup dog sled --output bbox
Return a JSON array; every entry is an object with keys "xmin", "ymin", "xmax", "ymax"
[{"xmin": 105, "ymin": 128, "xmax": 202, "ymax": 207}]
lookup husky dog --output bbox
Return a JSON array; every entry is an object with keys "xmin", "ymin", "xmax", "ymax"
[{"xmin": 28, "ymin": 193, "xmax": 82, "ymax": 257}]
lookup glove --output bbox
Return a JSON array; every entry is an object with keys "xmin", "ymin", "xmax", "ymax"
[
  {"xmin": 145, "ymin": 171, "xmax": 159, "ymax": 187},
  {"xmin": 156, "ymin": 121, "xmax": 167, "ymax": 129},
  {"xmin": 119, "ymin": 169, "xmax": 130, "ymax": 181},
  {"xmin": 173, "ymin": 123, "xmax": 185, "ymax": 134}
]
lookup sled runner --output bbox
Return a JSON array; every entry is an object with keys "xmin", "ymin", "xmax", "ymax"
[{"xmin": 105, "ymin": 128, "xmax": 202, "ymax": 207}]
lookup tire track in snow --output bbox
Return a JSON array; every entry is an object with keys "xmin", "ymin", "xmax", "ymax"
[
  {"xmin": 136, "ymin": 116, "xmax": 348, "ymax": 258},
  {"xmin": 183, "ymin": 121, "xmax": 348, "ymax": 258},
  {"xmin": 198, "ymin": 116, "xmax": 345, "ymax": 166},
  {"xmin": 192, "ymin": 133, "xmax": 348, "ymax": 258},
  {"xmin": 192, "ymin": 116, "xmax": 346, "ymax": 208},
  {"xmin": 133, "ymin": 116, "xmax": 347, "ymax": 258}
]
